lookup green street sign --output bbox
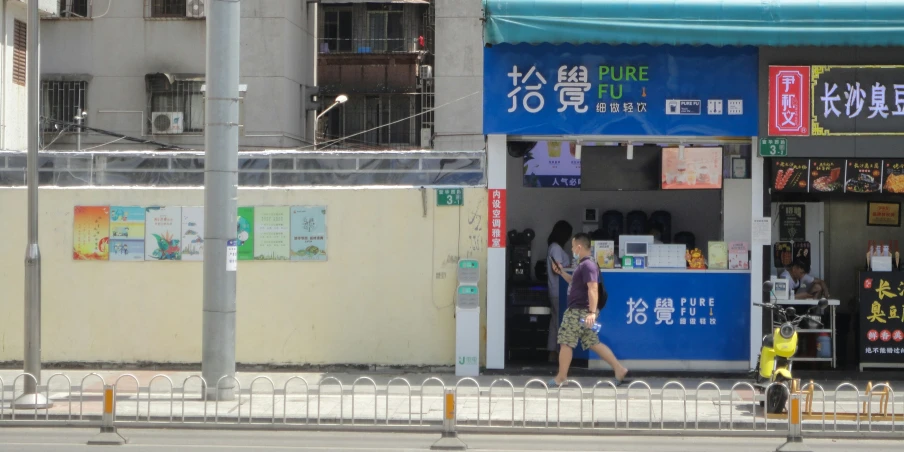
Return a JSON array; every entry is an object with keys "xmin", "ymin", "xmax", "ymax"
[
  {"xmin": 760, "ymin": 138, "xmax": 788, "ymax": 157},
  {"xmin": 436, "ymin": 188, "xmax": 463, "ymax": 206}
]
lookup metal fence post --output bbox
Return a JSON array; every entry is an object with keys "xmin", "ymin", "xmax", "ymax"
[
  {"xmin": 87, "ymin": 385, "xmax": 127, "ymax": 446},
  {"xmin": 776, "ymin": 391, "xmax": 809, "ymax": 452},
  {"xmin": 431, "ymin": 389, "xmax": 467, "ymax": 451}
]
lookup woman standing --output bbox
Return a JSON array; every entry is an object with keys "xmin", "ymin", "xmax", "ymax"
[{"xmin": 546, "ymin": 220, "xmax": 573, "ymax": 362}]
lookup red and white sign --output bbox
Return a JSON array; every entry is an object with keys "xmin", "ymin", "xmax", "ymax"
[
  {"xmin": 768, "ymin": 66, "xmax": 811, "ymax": 136},
  {"xmin": 488, "ymin": 189, "xmax": 506, "ymax": 248}
]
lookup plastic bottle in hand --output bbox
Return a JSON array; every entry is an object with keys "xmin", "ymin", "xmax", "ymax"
[{"xmin": 580, "ymin": 317, "xmax": 602, "ymax": 333}]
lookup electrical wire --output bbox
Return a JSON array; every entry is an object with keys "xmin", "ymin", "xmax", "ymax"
[
  {"xmin": 91, "ymin": 0, "xmax": 113, "ymax": 19},
  {"xmin": 79, "ymin": 136, "xmax": 127, "ymax": 151},
  {"xmin": 302, "ymin": 90, "xmax": 480, "ymax": 151}
]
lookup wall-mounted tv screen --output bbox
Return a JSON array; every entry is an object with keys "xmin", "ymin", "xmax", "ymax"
[{"xmin": 580, "ymin": 146, "xmax": 661, "ymax": 191}]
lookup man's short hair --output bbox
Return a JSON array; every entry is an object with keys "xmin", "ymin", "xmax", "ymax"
[
  {"xmin": 791, "ymin": 259, "xmax": 810, "ymax": 274},
  {"xmin": 572, "ymin": 232, "xmax": 591, "ymax": 249}
]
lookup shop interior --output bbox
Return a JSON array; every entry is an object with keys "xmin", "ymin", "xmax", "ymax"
[
  {"xmin": 769, "ymin": 158, "xmax": 904, "ymax": 372},
  {"xmin": 503, "ymin": 139, "xmax": 753, "ymax": 366}
]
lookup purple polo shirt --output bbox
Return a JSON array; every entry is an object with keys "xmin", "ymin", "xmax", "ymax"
[{"xmin": 567, "ymin": 257, "xmax": 599, "ymax": 310}]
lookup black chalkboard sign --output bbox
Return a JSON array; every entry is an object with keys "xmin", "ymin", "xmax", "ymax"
[{"xmin": 779, "ymin": 204, "xmax": 806, "ymax": 242}]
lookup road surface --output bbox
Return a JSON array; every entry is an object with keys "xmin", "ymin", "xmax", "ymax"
[{"xmin": 0, "ymin": 428, "xmax": 897, "ymax": 451}]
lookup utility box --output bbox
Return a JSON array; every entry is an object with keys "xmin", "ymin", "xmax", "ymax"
[{"xmin": 456, "ymin": 259, "xmax": 480, "ymax": 377}]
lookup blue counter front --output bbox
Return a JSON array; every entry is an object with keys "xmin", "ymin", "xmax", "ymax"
[{"xmin": 558, "ymin": 269, "xmax": 751, "ymax": 371}]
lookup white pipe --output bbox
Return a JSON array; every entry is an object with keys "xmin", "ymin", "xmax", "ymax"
[{"xmin": 1, "ymin": 0, "xmax": 7, "ymax": 149}]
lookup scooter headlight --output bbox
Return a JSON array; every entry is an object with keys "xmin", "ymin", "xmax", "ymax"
[{"xmin": 779, "ymin": 323, "xmax": 794, "ymax": 339}]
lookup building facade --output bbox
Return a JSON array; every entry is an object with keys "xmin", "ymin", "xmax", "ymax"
[
  {"xmin": 39, "ymin": 0, "xmax": 317, "ymax": 150},
  {"xmin": 0, "ymin": 0, "xmax": 55, "ymax": 151},
  {"xmin": 316, "ymin": 0, "xmax": 431, "ymax": 149}
]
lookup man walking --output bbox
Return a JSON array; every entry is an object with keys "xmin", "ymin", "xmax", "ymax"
[{"xmin": 549, "ymin": 233, "xmax": 628, "ymax": 387}]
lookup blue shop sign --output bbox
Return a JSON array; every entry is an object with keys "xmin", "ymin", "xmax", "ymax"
[
  {"xmin": 559, "ymin": 271, "xmax": 750, "ymax": 361},
  {"xmin": 484, "ymin": 44, "xmax": 759, "ymax": 137}
]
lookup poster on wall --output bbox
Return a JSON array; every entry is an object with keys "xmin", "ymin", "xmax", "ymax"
[
  {"xmin": 145, "ymin": 206, "xmax": 182, "ymax": 261},
  {"xmin": 110, "ymin": 206, "xmax": 145, "ymax": 261},
  {"xmin": 290, "ymin": 206, "xmax": 328, "ymax": 261},
  {"xmin": 859, "ymin": 272, "xmax": 904, "ymax": 367},
  {"xmin": 483, "ymin": 44, "xmax": 758, "ymax": 137},
  {"xmin": 181, "ymin": 206, "xmax": 204, "ymax": 261},
  {"xmin": 72, "ymin": 206, "xmax": 110, "ymax": 261},
  {"xmin": 254, "ymin": 206, "xmax": 290, "ymax": 260},
  {"xmin": 522, "ymin": 141, "xmax": 581, "ymax": 188},
  {"xmin": 771, "ymin": 159, "xmax": 810, "ymax": 193},
  {"xmin": 778, "ymin": 204, "xmax": 806, "ymax": 241},
  {"xmin": 845, "ymin": 159, "xmax": 882, "ymax": 193},
  {"xmin": 237, "ymin": 207, "xmax": 255, "ymax": 261},
  {"xmin": 661, "ymin": 147, "xmax": 723, "ymax": 190}
]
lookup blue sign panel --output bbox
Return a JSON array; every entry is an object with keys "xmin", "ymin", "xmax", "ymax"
[
  {"xmin": 559, "ymin": 271, "xmax": 750, "ymax": 361},
  {"xmin": 484, "ymin": 44, "xmax": 759, "ymax": 137}
]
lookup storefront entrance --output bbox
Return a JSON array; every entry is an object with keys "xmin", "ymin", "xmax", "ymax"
[{"xmin": 482, "ymin": 43, "xmax": 764, "ymax": 372}]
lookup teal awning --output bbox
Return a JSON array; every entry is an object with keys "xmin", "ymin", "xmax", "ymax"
[{"xmin": 484, "ymin": 0, "xmax": 904, "ymax": 47}]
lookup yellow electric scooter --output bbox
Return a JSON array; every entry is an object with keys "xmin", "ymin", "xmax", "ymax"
[{"xmin": 754, "ymin": 281, "xmax": 828, "ymax": 414}]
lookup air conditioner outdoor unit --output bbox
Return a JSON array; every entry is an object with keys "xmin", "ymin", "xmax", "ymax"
[
  {"xmin": 186, "ymin": 0, "xmax": 206, "ymax": 18},
  {"xmin": 151, "ymin": 112, "xmax": 184, "ymax": 134}
]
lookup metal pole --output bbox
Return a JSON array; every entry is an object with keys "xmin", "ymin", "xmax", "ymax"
[
  {"xmin": 201, "ymin": 0, "xmax": 240, "ymax": 401},
  {"xmin": 14, "ymin": 0, "xmax": 51, "ymax": 410},
  {"xmin": 76, "ymin": 109, "xmax": 82, "ymax": 152},
  {"xmin": 306, "ymin": 1, "xmax": 317, "ymax": 145}
]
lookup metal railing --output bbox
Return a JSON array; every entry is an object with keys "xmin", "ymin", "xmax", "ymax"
[
  {"xmin": 318, "ymin": 38, "xmax": 420, "ymax": 54},
  {"xmin": 0, "ymin": 149, "xmax": 486, "ymax": 188},
  {"xmin": 0, "ymin": 373, "xmax": 900, "ymax": 436}
]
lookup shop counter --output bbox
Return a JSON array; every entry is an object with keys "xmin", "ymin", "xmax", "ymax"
[{"xmin": 558, "ymin": 268, "xmax": 751, "ymax": 372}]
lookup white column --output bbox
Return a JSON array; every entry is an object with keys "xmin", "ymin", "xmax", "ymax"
[
  {"xmin": 749, "ymin": 137, "xmax": 764, "ymax": 369},
  {"xmin": 486, "ymin": 134, "xmax": 507, "ymax": 369}
]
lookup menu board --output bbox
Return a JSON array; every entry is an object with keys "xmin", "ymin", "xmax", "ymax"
[
  {"xmin": 661, "ymin": 147, "xmax": 723, "ymax": 190},
  {"xmin": 845, "ymin": 159, "xmax": 882, "ymax": 194},
  {"xmin": 884, "ymin": 160, "xmax": 904, "ymax": 194},
  {"xmin": 808, "ymin": 159, "xmax": 844, "ymax": 193},
  {"xmin": 771, "ymin": 159, "xmax": 810, "ymax": 193}
]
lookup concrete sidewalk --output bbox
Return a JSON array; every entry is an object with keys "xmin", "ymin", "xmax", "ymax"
[{"xmin": 0, "ymin": 369, "xmax": 898, "ymax": 431}]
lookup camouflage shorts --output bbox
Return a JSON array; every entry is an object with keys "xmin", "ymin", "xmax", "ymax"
[{"xmin": 556, "ymin": 308, "xmax": 600, "ymax": 351}]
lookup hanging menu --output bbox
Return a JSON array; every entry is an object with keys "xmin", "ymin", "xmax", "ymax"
[
  {"xmin": 883, "ymin": 160, "xmax": 904, "ymax": 194},
  {"xmin": 771, "ymin": 159, "xmax": 810, "ymax": 193},
  {"xmin": 773, "ymin": 242, "xmax": 793, "ymax": 269},
  {"xmin": 793, "ymin": 241, "xmax": 811, "ymax": 271},
  {"xmin": 808, "ymin": 159, "xmax": 844, "ymax": 193},
  {"xmin": 845, "ymin": 159, "xmax": 882, "ymax": 194}
]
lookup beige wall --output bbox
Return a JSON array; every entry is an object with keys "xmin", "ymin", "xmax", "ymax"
[{"xmin": 0, "ymin": 187, "xmax": 488, "ymax": 366}]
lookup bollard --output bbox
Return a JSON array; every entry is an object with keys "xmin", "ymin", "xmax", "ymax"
[
  {"xmin": 87, "ymin": 385, "xmax": 128, "ymax": 446},
  {"xmin": 776, "ymin": 391, "xmax": 811, "ymax": 452},
  {"xmin": 430, "ymin": 389, "xmax": 467, "ymax": 451}
]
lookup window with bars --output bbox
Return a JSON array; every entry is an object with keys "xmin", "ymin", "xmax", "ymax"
[
  {"xmin": 146, "ymin": 75, "xmax": 204, "ymax": 133},
  {"xmin": 366, "ymin": 6, "xmax": 404, "ymax": 53},
  {"xmin": 59, "ymin": 0, "xmax": 91, "ymax": 18},
  {"xmin": 323, "ymin": 95, "xmax": 414, "ymax": 147},
  {"xmin": 150, "ymin": 0, "xmax": 187, "ymax": 18},
  {"xmin": 322, "ymin": 9, "xmax": 353, "ymax": 53},
  {"xmin": 42, "ymin": 81, "xmax": 87, "ymax": 132},
  {"xmin": 13, "ymin": 20, "xmax": 25, "ymax": 86}
]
